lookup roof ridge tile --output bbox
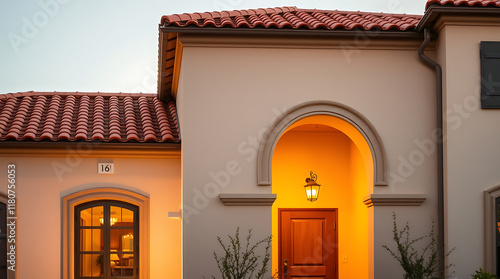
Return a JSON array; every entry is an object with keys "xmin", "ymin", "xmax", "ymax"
[
  {"xmin": 160, "ymin": 6, "xmax": 422, "ymax": 31},
  {"xmin": 426, "ymin": 0, "xmax": 500, "ymax": 9}
]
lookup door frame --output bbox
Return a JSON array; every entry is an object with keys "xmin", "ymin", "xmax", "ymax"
[{"xmin": 278, "ymin": 208, "xmax": 339, "ymax": 279}]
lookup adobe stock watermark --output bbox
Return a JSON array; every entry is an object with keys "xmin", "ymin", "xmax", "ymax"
[
  {"xmin": 387, "ymin": 0, "xmax": 405, "ymax": 14},
  {"xmin": 52, "ymin": 142, "xmax": 97, "ymax": 183},
  {"xmin": 212, "ymin": 0, "xmax": 243, "ymax": 11},
  {"xmin": 182, "ymin": 106, "xmax": 288, "ymax": 224},
  {"xmin": 341, "ymin": 29, "xmax": 382, "ymax": 64},
  {"xmin": 341, "ymin": 0, "xmax": 406, "ymax": 64},
  {"xmin": 132, "ymin": 66, "xmax": 157, "ymax": 93},
  {"xmin": 388, "ymin": 84, "xmax": 482, "ymax": 189},
  {"xmin": 7, "ymin": 0, "xmax": 72, "ymax": 54},
  {"xmin": 7, "ymin": 164, "xmax": 17, "ymax": 273}
]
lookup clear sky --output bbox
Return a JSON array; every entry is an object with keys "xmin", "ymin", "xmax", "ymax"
[{"xmin": 0, "ymin": 0, "xmax": 428, "ymax": 94}]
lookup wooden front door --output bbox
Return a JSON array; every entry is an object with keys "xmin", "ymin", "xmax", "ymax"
[{"xmin": 279, "ymin": 209, "xmax": 338, "ymax": 279}]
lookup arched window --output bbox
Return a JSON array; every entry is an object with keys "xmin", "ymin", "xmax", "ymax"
[{"xmin": 75, "ymin": 201, "xmax": 139, "ymax": 278}]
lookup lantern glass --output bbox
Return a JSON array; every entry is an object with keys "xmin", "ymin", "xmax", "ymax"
[{"xmin": 304, "ymin": 183, "xmax": 320, "ymax": 202}]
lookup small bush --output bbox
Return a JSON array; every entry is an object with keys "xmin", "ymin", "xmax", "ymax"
[
  {"xmin": 472, "ymin": 268, "xmax": 496, "ymax": 279},
  {"xmin": 208, "ymin": 227, "xmax": 275, "ymax": 279},
  {"xmin": 383, "ymin": 213, "xmax": 453, "ymax": 279}
]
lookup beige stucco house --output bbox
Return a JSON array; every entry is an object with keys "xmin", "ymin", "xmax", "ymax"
[{"xmin": 1, "ymin": 0, "xmax": 500, "ymax": 278}]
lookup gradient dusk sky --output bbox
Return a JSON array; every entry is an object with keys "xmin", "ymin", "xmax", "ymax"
[{"xmin": 0, "ymin": 0, "xmax": 428, "ymax": 94}]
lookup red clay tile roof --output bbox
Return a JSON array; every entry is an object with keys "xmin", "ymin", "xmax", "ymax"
[
  {"xmin": 0, "ymin": 92, "xmax": 180, "ymax": 143},
  {"xmin": 426, "ymin": 0, "xmax": 500, "ymax": 9},
  {"xmin": 161, "ymin": 7, "xmax": 422, "ymax": 31}
]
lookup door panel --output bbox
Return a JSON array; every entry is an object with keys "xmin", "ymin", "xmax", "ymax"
[
  {"xmin": 292, "ymin": 219, "xmax": 324, "ymax": 264},
  {"xmin": 279, "ymin": 209, "xmax": 338, "ymax": 279}
]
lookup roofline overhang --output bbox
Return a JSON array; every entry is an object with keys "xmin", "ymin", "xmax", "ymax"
[
  {"xmin": 0, "ymin": 141, "xmax": 181, "ymax": 158},
  {"xmin": 159, "ymin": 25, "xmax": 424, "ymax": 40},
  {"xmin": 417, "ymin": 5, "xmax": 500, "ymax": 31}
]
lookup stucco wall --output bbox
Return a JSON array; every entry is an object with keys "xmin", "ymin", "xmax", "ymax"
[
  {"xmin": 438, "ymin": 23, "xmax": 500, "ymax": 275},
  {"xmin": 177, "ymin": 36, "xmax": 438, "ymax": 279},
  {"xmin": 0, "ymin": 154, "xmax": 181, "ymax": 279}
]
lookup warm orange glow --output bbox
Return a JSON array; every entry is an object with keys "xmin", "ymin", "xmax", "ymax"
[
  {"xmin": 272, "ymin": 115, "xmax": 372, "ymax": 278},
  {"xmin": 305, "ymin": 188, "xmax": 318, "ymax": 200},
  {"xmin": 99, "ymin": 217, "xmax": 118, "ymax": 226},
  {"xmin": 123, "ymin": 233, "xmax": 134, "ymax": 239}
]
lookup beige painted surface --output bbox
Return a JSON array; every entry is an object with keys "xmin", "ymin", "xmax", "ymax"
[
  {"xmin": 177, "ymin": 36, "xmax": 438, "ymax": 278},
  {"xmin": 438, "ymin": 23, "xmax": 500, "ymax": 275},
  {"xmin": 0, "ymin": 155, "xmax": 181, "ymax": 279}
]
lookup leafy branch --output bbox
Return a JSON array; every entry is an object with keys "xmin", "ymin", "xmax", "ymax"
[
  {"xmin": 383, "ymin": 213, "xmax": 454, "ymax": 279},
  {"xmin": 209, "ymin": 227, "xmax": 275, "ymax": 279}
]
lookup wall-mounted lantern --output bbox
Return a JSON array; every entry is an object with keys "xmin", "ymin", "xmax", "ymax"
[{"xmin": 304, "ymin": 171, "xmax": 321, "ymax": 202}]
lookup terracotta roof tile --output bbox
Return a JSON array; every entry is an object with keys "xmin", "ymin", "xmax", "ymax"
[
  {"xmin": 160, "ymin": 7, "xmax": 422, "ymax": 31},
  {"xmin": 0, "ymin": 92, "xmax": 180, "ymax": 143},
  {"xmin": 426, "ymin": 0, "xmax": 500, "ymax": 9}
]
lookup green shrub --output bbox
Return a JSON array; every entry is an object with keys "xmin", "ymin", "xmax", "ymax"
[
  {"xmin": 383, "ymin": 213, "xmax": 454, "ymax": 279},
  {"xmin": 208, "ymin": 227, "xmax": 275, "ymax": 279},
  {"xmin": 471, "ymin": 268, "xmax": 496, "ymax": 279}
]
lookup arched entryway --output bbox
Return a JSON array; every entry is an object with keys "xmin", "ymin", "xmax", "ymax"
[{"xmin": 257, "ymin": 101, "xmax": 386, "ymax": 279}]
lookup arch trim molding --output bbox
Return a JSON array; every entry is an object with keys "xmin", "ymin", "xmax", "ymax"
[{"xmin": 257, "ymin": 101, "xmax": 388, "ymax": 187}]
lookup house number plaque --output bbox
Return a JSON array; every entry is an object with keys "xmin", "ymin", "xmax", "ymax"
[{"xmin": 98, "ymin": 163, "xmax": 114, "ymax": 174}]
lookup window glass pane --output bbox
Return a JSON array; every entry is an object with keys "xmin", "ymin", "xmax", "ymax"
[
  {"xmin": 122, "ymin": 208, "xmax": 134, "ymax": 224},
  {"xmin": 80, "ymin": 208, "xmax": 92, "ymax": 226},
  {"xmin": 93, "ymin": 206, "xmax": 103, "ymax": 227},
  {"xmin": 110, "ymin": 252, "xmax": 122, "ymax": 277},
  {"xmin": 122, "ymin": 229, "xmax": 134, "ymax": 252},
  {"xmin": 110, "ymin": 229, "xmax": 122, "ymax": 252},
  {"xmin": 80, "ymin": 254, "xmax": 102, "ymax": 277},
  {"xmin": 92, "ymin": 229, "xmax": 103, "ymax": 252},
  {"xmin": 80, "ymin": 229, "xmax": 103, "ymax": 252},
  {"xmin": 111, "ymin": 254, "xmax": 134, "ymax": 277},
  {"xmin": 93, "ymin": 254, "xmax": 104, "ymax": 277},
  {"xmin": 110, "ymin": 229, "xmax": 135, "ymax": 252},
  {"xmin": 80, "ymin": 229, "xmax": 91, "ymax": 252},
  {"xmin": 122, "ymin": 253, "xmax": 134, "ymax": 267},
  {"xmin": 110, "ymin": 206, "xmax": 121, "ymax": 226}
]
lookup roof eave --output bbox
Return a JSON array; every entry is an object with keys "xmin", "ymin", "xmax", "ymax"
[
  {"xmin": 0, "ymin": 141, "xmax": 181, "ymax": 158},
  {"xmin": 417, "ymin": 5, "xmax": 500, "ymax": 31},
  {"xmin": 159, "ymin": 25, "xmax": 423, "ymax": 40}
]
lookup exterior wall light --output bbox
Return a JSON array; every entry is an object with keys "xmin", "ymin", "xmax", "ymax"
[{"xmin": 304, "ymin": 171, "xmax": 321, "ymax": 202}]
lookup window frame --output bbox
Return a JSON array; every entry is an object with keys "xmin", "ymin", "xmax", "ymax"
[
  {"xmin": 62, "ymin": 188, "xmax": 150, "ymax": 279},
  {"xmin": 74, "ymin": 200, "xmax": 139, "ymax": 279},
  {"xmin": 496, "ymin": 198, "xmax": 500, "ymax": 275},
  {"xmin": 480, "ymin": 41, "xmax": 500, "ymax": 109},
  {"xmin": 484, "ymin": 185, "xmax": 500, "ymax": 272}
]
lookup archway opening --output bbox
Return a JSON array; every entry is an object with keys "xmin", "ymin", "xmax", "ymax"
[{"xmin": 271, "ymin": 115, "xmax": 373, "ymax": 278}]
